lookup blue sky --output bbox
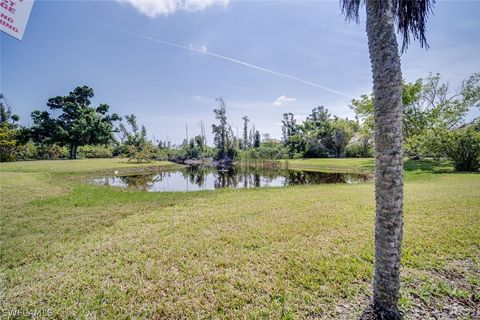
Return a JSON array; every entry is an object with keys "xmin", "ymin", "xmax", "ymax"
[{"xmin": 1, "ymin": 0, "xmax": 479, "ymax": 144}]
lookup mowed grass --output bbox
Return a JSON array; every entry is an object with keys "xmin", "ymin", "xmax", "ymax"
[
  {"xmin": 285, "ymin": 158, "xmax": 375, "ymax": 173},
  {"xmin": 0, "ymin": 158, "xmax": 179, "ymax": 174},
  {"xmin": 0, "ymin": 158, "xmax": 478, "ymax": 319}
]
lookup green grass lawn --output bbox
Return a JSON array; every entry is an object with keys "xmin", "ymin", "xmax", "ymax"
[
  {"xmin": 0, "ymin": 158, "xmax": 179, "ymax": 174},
  {"xmin": 1, "ymin": 158, "xmax": 478, "ymax": 319},
  {"xmin": 284, "ymin": 158, "xmax": 375, "ymax": 173}
]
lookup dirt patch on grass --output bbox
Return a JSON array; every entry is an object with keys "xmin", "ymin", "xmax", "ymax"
[
  {"xmin": 402, "ymin": 259, "xmax": 479, "ymax": 319},
  {"xmin": 335, "ymin": 259, "xmax": 479, "ymax": 319}
]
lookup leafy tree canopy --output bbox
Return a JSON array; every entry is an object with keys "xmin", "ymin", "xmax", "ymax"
[
  {"xmin": 282, "ymin": 106, "xmax": 358, "ymax": 158},
  {"xmin": 350, "ymin": 73, "xmax": 480, "ymax": 136},
  {"xmin": 30, "ymin": 86, "xmax": 121, "ymax": 159},
  {"xmin": 0, "ymin": 94, "xmax": 20, "ymax": 127},
  {"xmin": 0, "ymin": 94, "xmax": 25, "ymax": 162}
]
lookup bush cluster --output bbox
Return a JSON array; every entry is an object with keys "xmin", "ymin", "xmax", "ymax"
[{"xmin": 77, "ymin": 145, "xmax": 114, "ymax": 159}]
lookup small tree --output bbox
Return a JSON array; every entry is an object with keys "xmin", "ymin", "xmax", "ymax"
[
  {"xmin": 118, "ymin": 114, "xmax": 156, "ymax": 162},
  {"xmin": 0, "ymin": 94, "xmax": 24, "ymax": 162},
  {"xmin": 30, "ymin": 86, "xmax": 121, "ymax": 159}
]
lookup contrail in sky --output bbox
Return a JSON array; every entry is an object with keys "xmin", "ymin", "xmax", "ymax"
[{"xmin": 108, "ymin": 26, "xmax": 355, "ymax": 99}]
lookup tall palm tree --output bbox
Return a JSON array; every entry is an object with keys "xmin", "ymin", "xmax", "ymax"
[{"xmin": 341, "ymin": 0, "xmax": 434, "ymax": 318}]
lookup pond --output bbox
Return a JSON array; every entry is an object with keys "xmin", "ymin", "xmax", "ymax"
[{"xmin": 92, "ymin": 166, "xmax": 371, "ymax": 192}]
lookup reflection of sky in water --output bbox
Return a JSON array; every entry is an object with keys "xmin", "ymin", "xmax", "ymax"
[{"xmin": 92, "ymin": 167, "xmax": 370, "ymax": 192}]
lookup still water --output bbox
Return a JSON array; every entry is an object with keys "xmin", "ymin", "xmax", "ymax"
[{"xmin": 92, "ymin": 166, "xmax": 370, "ymax": 192}]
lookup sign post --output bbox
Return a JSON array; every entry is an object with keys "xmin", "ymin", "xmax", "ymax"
[{"xmin": 1, "ymin": 0, "xmax": 34, "ymax": 40}]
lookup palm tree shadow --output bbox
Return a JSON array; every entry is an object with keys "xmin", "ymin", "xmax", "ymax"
[{"xmin": 404, "ymin": 159, "xmax": 453, "ymax": 174}]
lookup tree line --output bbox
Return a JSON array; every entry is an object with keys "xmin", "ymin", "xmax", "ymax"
[
  {"xmin": 1, "ymin": 72, "xmax": 479, "ymax": 170},
  {"xmin": 280, "ymin": 73, "xmax": 480, "ymax": 171}
]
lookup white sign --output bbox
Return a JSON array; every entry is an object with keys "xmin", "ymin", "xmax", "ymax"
[{"xmin": 1, "ymin": 0, "xmax": 34, "ymax": 40}]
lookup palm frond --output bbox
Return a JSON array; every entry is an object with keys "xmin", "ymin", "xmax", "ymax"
[
  {"xmin": 341, "ymin": 0, "xmax": 362, "ymax": 23},
  {"xmin": 340, "ymin": 0, "xmax": 435, "ymax": 53},
  {"xmin": 394, "ymin": 0, "xmax": 435, "ymax": 52}
]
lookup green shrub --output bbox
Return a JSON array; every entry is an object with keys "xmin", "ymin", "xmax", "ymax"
[
  {"xmin": 438, "ymin": 127, "xmax": 480, "ymax": 171},
  {"xmin": 174, "ymin": 140, "xmax": 215, "ymax": 161},
  {"xmin": 151, "ymin": 148, "xmax": 169, "ymax": 161},
  {"xmin": 238, "ymin": 142, "xmax": 288, "ymax": 161},
  {"xmin": 15, "ymin": 142, "xmax": 38, "ymax": 160},
  {"xmin": 404, "ymin": 130, "xmax": 440, "ymax": 160},
  {"xmin": 1, "ymin": 128, "xmax": 69, "ymax": 162},
  {"xmin": 404, "ymin": 134, "xmax": 428, "ymax": 159},
  {"xmin": 345, "ymin": 141, "xmax": 373, "ymax": 158},
  {"xmin": 0, "ymin": 124, "xmax": 18, "ymax": 162},
  {"xmin": 36, "ymin": 144, "xmax": 69, "ymax": 160},
  {"xmin": 123, "ymin": 142, "xmax": 158, "ymax": 163},
  {"xmin": 77, "ymin": 145, "xmax": 114, "ymax": 158}
]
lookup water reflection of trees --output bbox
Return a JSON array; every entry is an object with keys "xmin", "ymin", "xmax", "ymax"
[
  {"xmin": 117, "ymin": 173, "xmax": 161, "ymax": 191},
  {"xmin": 175, "ymin": 165, "xmax": 278, "ymax": 189},
  {"xmin": 284, "ymin": 171, "xmax": 370, "ymax": 185},
  {"xmin": 102, "ymin": 171, "xmax": 176, "ymax": 191},
  {"xmin": 183, "ymin": 166, "xmax": 207, "ymax": 187},
  {"xmin": 212, "ymin": 166, "xmax": 276, "ymax": 188},
  {"xmin": 96, "ymin": 166, "xmax": 370, "ymax": 191},
  {"xmin": 285, "ymin": 171, "xmax": 346, "ymax": 184}
]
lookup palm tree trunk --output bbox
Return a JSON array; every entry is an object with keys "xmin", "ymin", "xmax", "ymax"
[{"xmin": 366, "ymin": 0, "xmax": 404, "ymax": 318}]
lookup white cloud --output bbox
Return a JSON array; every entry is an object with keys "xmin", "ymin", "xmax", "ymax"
[
  {"xmin": 117, "ymin": 0, "xmax": 229, "ymax": 17},
  {"xmin": 189, "ymin": 44, "xmax": 208, "ymax": 52},
  {"xmin": 191, "ymin": 94, "xmax": 212, "ymax": 102},
  {"xmin": 273, "ymin": 95, "xmax": 296, "ymax": 106}
]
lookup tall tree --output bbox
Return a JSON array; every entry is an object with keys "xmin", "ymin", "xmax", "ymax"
[
  {"xmin": 281, "ymin": 112, "xmax": 297, "ymax": 142},
  {"xmin": 342, "ymin": 0, "xmax": 434, "ymax": 318},
  {"xmin": 350, "ymin": 73, "xmax": 480, "ymax": 158},
  {"xmin": 30, "ymin": 86, "xmax": 121, "ymax": 159},
  {"xmin": 253, "ymin": 130, "xmax": 261, "ymax": 148},
  {"xmin": 242, "ymin": 116, "xmax": 250, "ymax": 149},
  {"xmin": 330, "ymin": 117, "xmax": 356, "ymax": 158},
  {"xmin": 199, "ymin": 120, "xmax": 207, "ymax": 147},
  {"xmin": 351, "ymin": 74, "xmax": 479, "ymax": 137},
  {"xmin": 301, "ymin": 106, "xmax": 335, "ymax": 158},
  {"xmin": 212, "ymin": 97, "xmax": 229, "ymax": 159},
  {"xmin": 249, "ymin": 124, "xmax": 256, "ymax": 148}
]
